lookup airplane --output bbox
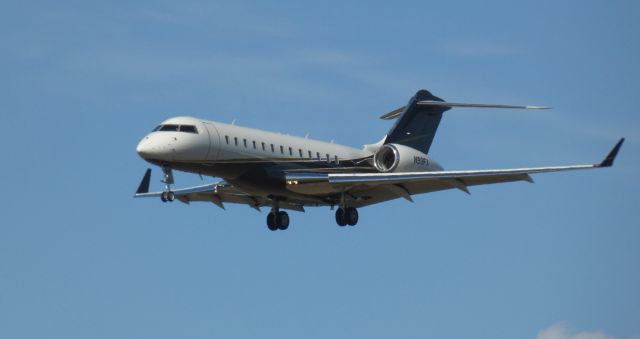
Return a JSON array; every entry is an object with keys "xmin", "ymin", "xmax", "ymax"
[{"xmin": 134, "ymin": 89, "xmax": 624, "ymax": 231}]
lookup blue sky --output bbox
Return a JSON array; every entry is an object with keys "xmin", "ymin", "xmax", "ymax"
[{"xmin": 1, "ymin": 1, "xmax": 638, "ymax": 338}]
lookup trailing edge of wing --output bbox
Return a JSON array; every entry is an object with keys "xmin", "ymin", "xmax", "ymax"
[{"xmin": 379, "ymin": 101, "xmax": 550, "ymax": 120}]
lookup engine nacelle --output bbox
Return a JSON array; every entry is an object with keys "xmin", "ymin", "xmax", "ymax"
[{"xmin": 373, "ymin": 143, "xmax": 435, "ymax": 173}]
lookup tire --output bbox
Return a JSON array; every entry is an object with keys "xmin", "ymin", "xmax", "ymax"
[
  {"xmin": 167, "ymin": 191, "xmax": 175, "ymax": 202},
  {"xmin": 335, "ymin": 208, "xmax": 347, "ymax": 227},
  {"xmin": 267, "ymin": 212, "xmax": 278, "ymax": 231},
  {"xmin": 346, "ymin": 207, "xmax": 358, "ymax": 226},
  {"xmin": 160, "ymin": 192, "xmax": 168, "ymax": 202},
  {"xmin": 277, "ymin": 211, "xmax": 289, "ymax": 230}
]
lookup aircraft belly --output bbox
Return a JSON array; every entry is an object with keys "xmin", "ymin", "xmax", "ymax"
[{"xmin": 286, "ymin": 181, "xmax": 342, "ymax": 195}]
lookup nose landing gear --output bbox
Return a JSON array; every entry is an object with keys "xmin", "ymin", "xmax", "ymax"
[
  {"xmin": 160, "ymin": 191, "xmax": 175, "ymax": 202},
  {"xmin": 160, "ymin": 166, "xmax": 175, "ymax": 203}
]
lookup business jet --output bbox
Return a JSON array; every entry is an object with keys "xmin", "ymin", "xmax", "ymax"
[{"xmin": 134, "ymin": 89, "xmax": 624, "ymax": 231}]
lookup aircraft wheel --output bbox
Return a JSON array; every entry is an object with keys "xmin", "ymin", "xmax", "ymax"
[
  {"xmin": 277, "ymin": 211, "xmax": 289, "ymax": 230},
  {"xmin": 335, "ymin": 208, "xmax": 347, "ymax": 227},
  {"xmin": 160, "ymin": 192, "xmax": 168, "ymax": 202},
  {"xmin": 167, "ymin": 191, "xmax": 175, "ymax": 202},
  {"xmin": 267, "ymin": 212, "xmax": 278, "ymax": 231},
  {"xmin": 345, "ymin": 207, "xmax": 358, "ymax": 226}
]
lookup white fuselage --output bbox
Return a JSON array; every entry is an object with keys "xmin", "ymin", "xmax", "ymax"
[{"xmin": 136, "ymin": 116, "xmax": 443, "ymax": 183}]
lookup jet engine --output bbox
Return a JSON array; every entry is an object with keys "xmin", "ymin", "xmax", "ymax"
[{"xmin": 373, "ymin": 143, "xmax": 433, "ymax": 173}]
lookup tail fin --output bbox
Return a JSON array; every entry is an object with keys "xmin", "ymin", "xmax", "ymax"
[
  {"xmin": 384, "ymin": 89, "xmax": 449, "ymax": 154},
  {"xmin": 382, "ymin": 89, "xmax": 550, "ymax": 153}
]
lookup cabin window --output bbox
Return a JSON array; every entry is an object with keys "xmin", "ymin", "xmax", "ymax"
[
  {"xmin": 234, "ymin": 137, "xmax": 238, "ymax": 146},
  {"xmin": 252, "ymin": 141, "xmax": 256, "ymax": 149},
  {"xmin": 334, "ymin": 155, "xmax": 339, "ymax": 164},
  {"xmin": 288, "ymin": 147, "xmax": 293, "ymax": 156},
  {"xmin": 299, "ymin": 149, "xmax": 303, "ymax": 157},
  {"xmin": 308, "ymin": 150, "xmax": 313, "ymax": 158},
  {"xmin": 326, "ymin": 154, "xmax": 330, "ymax": 163},
  {"xmin": 280, "ymin": 145, "xmax": 284, "ymax": 154},
  {"xmin": 261, "ymin": 142, "xmax": 266, "ymax": 151},
  {"xmin": 225, "ymin": 136, "xmax": 229, "ymax": 144},
  {"xmin": 270, "ymin": 144, "xmax": 275, "ymax": 152},
  {"xmin": 316, "ymin": 152, "xmax": 320, "ymax": 160},
  {"xmin": 243, "ymin": 139, "xmax": 247, "ymax": 148}
]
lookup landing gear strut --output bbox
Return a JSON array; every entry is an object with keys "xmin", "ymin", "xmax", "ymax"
[
  {"xmin": 266, "ymin": 201, "xmax": 289, "ymax": 231},
  {"xmin": 335, "ymin": 207, "xmax": 358, "ymax": 226},
  {"xmin": 160, "ymin": 166, "xmax": 175, "ymax": 202}
]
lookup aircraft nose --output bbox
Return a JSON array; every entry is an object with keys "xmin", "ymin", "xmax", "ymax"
[
  {"xmin": 136, "ymin": 135, "xmax": 175, "ymax": 160},
  {"xmin": 136, "ymin": 138, "xmax": 152, "ymax": 158},
  {"xmin": 137, "ymin": 136, "xmax": 166, "ymax": 159}
]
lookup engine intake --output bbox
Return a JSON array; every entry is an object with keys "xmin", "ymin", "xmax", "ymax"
[
  {"xmin": 373, "ymin": 143, "xmax": 437, "ymax": 173},
  {"xmin": 373, "ymin": 144, "xmax": 400, "ymax": 172}
]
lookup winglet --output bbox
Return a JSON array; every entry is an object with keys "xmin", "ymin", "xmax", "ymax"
[
  {"xmin": 598, "ymin": 138, "xmax": 625, "ymax": 167},
  {"xmin": 135, "ymin": 169, "xmax": 152, "ymax": 195}
]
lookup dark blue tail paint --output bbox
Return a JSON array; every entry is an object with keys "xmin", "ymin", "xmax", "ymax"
[{"xmin": 384, "ymin": 89, "xmax": 449, "ymax": 154}]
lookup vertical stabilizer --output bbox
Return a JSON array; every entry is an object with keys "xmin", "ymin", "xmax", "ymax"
[{"xmin": 384, "ymin": 89, "xmax": 449, "ymax": 153}]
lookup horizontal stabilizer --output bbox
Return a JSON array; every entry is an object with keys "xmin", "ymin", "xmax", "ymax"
[
  {"xmin": 380, "ymin": 106, "xmax": 407, "ymax": 120},
  {"xmin": 380, "ymin": 101, "xmax": 550, "ymax": 120},
  {"xmin": 417, "ymin": 100, "xmax": 551, "ymax": 110}
]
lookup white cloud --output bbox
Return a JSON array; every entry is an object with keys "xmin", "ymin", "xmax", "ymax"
[{"xmin": 537, "ymin": 322, "xmax": 620, "ymax": 339}]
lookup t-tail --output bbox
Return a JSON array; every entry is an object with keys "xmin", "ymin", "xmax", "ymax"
[{"xmin": 380, "ymin": 89, "xmax": 550, "ymax": 154}]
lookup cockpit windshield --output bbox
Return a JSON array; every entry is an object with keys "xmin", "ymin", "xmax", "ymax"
[
  {"xmin": 179, "ymin": 125, "xmax": 198, "ymax": 133},
  {"xmin": 152, "ymin": 124, "xmax": 199, "ymax": 134},
  {"xmin": 159, "ymin": 124, "xmax": 179, "ymax": 132}
]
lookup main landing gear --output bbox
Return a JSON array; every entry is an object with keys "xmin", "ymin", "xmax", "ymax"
[
  {"xmin": 335, "ymin": 207, "xmax": 358, "ymax": 226},
  {"xmin": 267, "ymin": 210, "xmax": 289, "ymax": 231},
  {"xmin": 266, "ymin": 200, "xmax": 289, "ymax": 231},
  {"xmin": 160, "ymin": 166, "xmax": 175, "ymax": 203}
]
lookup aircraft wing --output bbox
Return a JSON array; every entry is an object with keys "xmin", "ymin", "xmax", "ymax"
[
  {"xmin": 134, "ymin": 171, "xmax": 304, "ymax": 212},
  {"xmin": 285, "ymin": 138, "xmax": 624, "ymax": 208}
]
